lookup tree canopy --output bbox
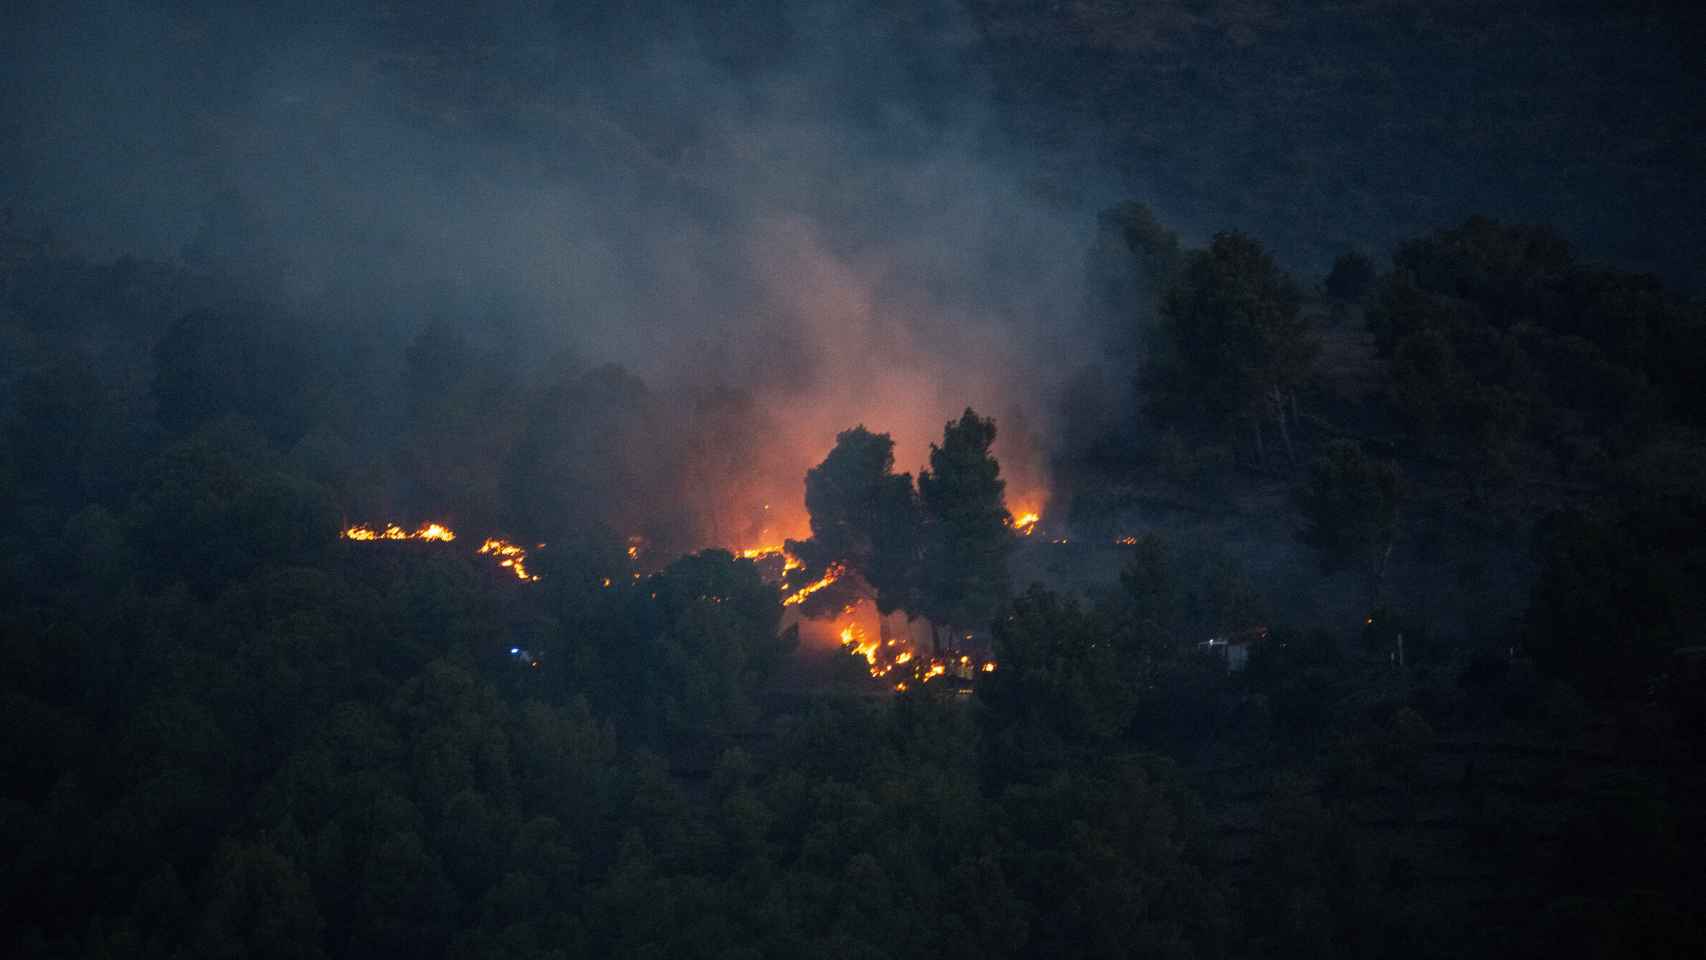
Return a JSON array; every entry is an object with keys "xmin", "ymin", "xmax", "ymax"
[
  {"xmin": 917, "ymin": 409, "xmax": 1013, "ymax": 639},
  {"xmin": 788, "ymin": 425, "xmax": 921, "ymax": 615},
  {"xmin": 1151, "ymin": 231, "xmax": 1315, "ymax": 460}
]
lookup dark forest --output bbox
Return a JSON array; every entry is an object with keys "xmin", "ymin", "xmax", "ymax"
[{"xmin": 3, "ymin": 2, "xmax": 1704, "ymax": 957}]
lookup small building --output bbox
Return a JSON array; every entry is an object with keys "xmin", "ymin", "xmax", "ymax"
[{"xmin": 1199, "ymin": 626, "xmax": 1269, "ymax": 672}]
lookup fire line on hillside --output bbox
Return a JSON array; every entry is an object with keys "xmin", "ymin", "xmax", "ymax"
[
  {"xmin": 342, "ymin": 512, "xmax": 1147, "ymax": 691},
  {"xmin": 341, "ymin": 523, "xmax": 540, "ymax": 581}
]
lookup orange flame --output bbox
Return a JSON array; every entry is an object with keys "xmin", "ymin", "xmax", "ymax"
[
  {"xmin": 735, "ymin": 544, "xmax": 804, "ymax": 571},
  {"xmin": 1009, "ymin": 510, "xmax": 1041, "ymax": 536},
  {"xmin": 342, "ymin": 522, "xmax": 457, "ymax": 542},
  {"xmin": 478, "ymin": 538, "xmax": 539, "ymax": 581},
  {"xmin": 781, "ymin": 562, "xmax": 843, "ymax": 607}
]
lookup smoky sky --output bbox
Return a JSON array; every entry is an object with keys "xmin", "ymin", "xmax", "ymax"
[{"xmin": 3, "ymin": 1, "xmax": 1113, "ymax": 525}]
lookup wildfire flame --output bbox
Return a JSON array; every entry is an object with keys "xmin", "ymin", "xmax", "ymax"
[
  {"xmin": 735, "ymin": 545, "xmax": 804, "ymax": 573},
  {"xmin": 341, "ymin": 522, "xmax": 552, "ymax": 583},
  {"xmin": 736, "ymin": 545, "xmax": 805, "ymax": 579},
  {"xmin": 342, "ymin": 522, "xmax": 457, "ymax": 542},
  {"xmin": 1009, "ymin": 510, "xmax": 1041, "ymax": 536},
  {"xmin": 781, "ymin": 562, "xmax": 843, "ymax": 607},
  {"xmin": 839, "ymin": 623, "xmax": 883, "ymax": 668},
  {"xmin": 479, "ymin": 538, "xmax": 539, "ymax": 582},
  {"xmin": 827, "ymin": 606, "xmax": 997, "ymax": 688},
  {"xmin": 339, "ymin": 516, "xmax": 998, "ymax": 695}
]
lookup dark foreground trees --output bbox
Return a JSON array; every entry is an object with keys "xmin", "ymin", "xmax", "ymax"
[
  {"xmin": 1151, "ymin": 232, "xmax": 1316, "ymax": 462},
  {"xmin": 917, "ymin": 409, "xmax": 1013, "ymax": 649},
  {"xmin": 1296, "ymin": 439, "xmax": 1402, "ymax": 602},
  {"xmin": 7, "ymin": 180, "xmax": 1706, "ymax": 960}
]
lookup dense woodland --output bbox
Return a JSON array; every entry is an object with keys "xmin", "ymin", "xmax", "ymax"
[
  {"xmin": 4, "ymin": 200, "xmax": 1705, "ymax": 958},
  {"xmin": 6, "ymin": 2, "xmax": 1706, "ymax": 957}
]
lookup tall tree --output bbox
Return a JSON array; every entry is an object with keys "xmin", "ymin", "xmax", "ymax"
[
  {"xmin": 1296, "ymin": 440, "xmax": 1401, "ymax": 604},
  {"xmin": 917, "ymin": 409, "xmax": 1011, "ymax": 650},
  {"xmin": 787, "ymin": 426, "xmax": 920, "ymax": 615},
  {"xmin": 1154, "ymin": 232, "xmax": 1315, "ymax": 461}
]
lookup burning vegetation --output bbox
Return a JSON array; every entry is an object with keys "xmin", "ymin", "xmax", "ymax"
[
  {"xmin": 780, "ymin": 561, "xmax": 844, "ymax": 607},
  {"xmin": 832, "ymin": 610, "xmax": 996, "ymax": 691},
  {"xmin": 478, "ymin": 538, "xmax": 540, "ymax": 582},
  {"xmin": 1008, "ymin": 509, "xmax": 1041, "ymax": 536},
  {"xmin": 341, "ymin": 522, "xmax": 456, "ymax": 542},
  {"xmin": 337, "ymin": 409, "xmax": 1039, "ymax": 695},
  {"xmin": 342, "ymin": 522, "xmax": 540, "ymax": 582},
  {"xmin": 336, "ymin": 491, "xmax": 1132, "ymax": 697}
]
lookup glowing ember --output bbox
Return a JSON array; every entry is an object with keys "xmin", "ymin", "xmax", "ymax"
[
  {"xmin": 825, "ymin": 608, "xmax": 998, "ymax": 689},
  {"xmin": 478, "ymin": 538, "xmax": 539, "ymax": 581},
  {"xmin": 735, "ymin": 545, "xmax": 804, "ymax": 573},
  {"xmin": 837, "ymin": 620, "xmax": 902, "ymax": 679},
  {"xmin": 781, "ymin": 562, "xmax": 843, "ymax": 607},
  {"xmin": 343, "ymin": 521, "xmax": 548, "ymax": 583},
  {"xmin": 342, "ymin": 522, "xmax": 457, "ymax": 542},
  {"xmin": 839, "ymin": 623, "xmax": 880, "ymax": 666}
]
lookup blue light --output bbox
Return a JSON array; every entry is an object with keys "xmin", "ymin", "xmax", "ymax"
[{"xmin": 509, "ymin": 647, "xmax": 520, "ymax": 655}]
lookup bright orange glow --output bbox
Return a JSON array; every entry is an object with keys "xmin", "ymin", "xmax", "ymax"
[
  {"xmin": 344, "ymin": 522, "xmax": 551, "ymax": 583},
  {"xmin": 811, "ymin": 597, "xmax": 999, "ymax": 692},
  {"xmin": 733, "ymin": 544, "xmax": 805, "ymax": 576},
  {"xmin": 837, "ymin": 622, "xmax": 884, "ymax": 670},
  {"xmin": 478, "ymin": 538, "xmax": 539, "ymax": 581},
  {"xmin": 781, "ymin": 562, "xmax": 843, "ymax": 607},
  {"xmin": 1009, "ymin": 510, "xmax": 1041, "ymax": 536},
  {"xmin": 342, "ymin": 522, "xmax": 457, "ymax": 542}
]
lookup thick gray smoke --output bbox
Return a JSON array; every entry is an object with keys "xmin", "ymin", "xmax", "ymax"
[{"xmin": 3, "ymin": 0, "xmax": 1129, "ymax": 540}]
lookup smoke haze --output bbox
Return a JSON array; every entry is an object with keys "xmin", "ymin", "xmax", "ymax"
[{"xmin": 3, "ymin": 0, "xmax": 1101, "ymax": 541}]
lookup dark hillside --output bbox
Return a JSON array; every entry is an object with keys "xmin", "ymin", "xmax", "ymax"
[{"xmin": 967, "ymin": 0, "xmax": 1706, "ymax": 287}]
